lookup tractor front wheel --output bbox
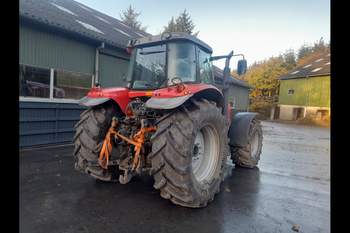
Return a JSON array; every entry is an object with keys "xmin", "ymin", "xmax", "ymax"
[
  {"xmin": 231, "ymin": 118, "xmax": 263, "ymax": 168},
  {"xmin": 149, "ymin": 99, "xmax": 229, "ymax": 208}
]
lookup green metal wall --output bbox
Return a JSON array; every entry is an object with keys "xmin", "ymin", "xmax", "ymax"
[
  {"xmin": 99, "ymin": 53, "xmax": 129, "ymax": 87},
  {"xmin": 20, "ymin": 24, "xmax": 95, "ymax": 74},
  {"xmin": 279, "ymin": 75, "xmax": 330, "ymax": 107},
  {"xmin": 227, "ymin": 85, "xmax": 250, "ymax": 111}
]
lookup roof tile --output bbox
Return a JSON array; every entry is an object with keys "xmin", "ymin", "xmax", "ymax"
[
  {"xmin": 20, "ymin": 0, "xmax": 151, "ymax": 48},
  {"xmin": 280, "ymin": 51, "xmax": 330, "ymax": 80},
  {"xmin": 213, "ymin": 66, "xmax": 250, "ymax": 88}
]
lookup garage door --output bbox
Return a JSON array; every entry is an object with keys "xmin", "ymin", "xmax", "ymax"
[{"xmin": 99, "ymin": 54, "xmax": 129, "ymax": 88}]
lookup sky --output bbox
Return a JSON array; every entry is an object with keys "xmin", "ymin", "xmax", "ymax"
[{"xmin": 74, "ymin": 0, "xmax": 330, "ymax": 68}]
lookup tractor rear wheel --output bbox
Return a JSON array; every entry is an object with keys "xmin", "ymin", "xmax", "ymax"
[
  {"xmin": 149, "ymin": 99, "xmax": 229, "ymax": 208},
  {"xmin": 231, "ymin": 118, "xmax": 263, "ymax": 168},
  {"xmin": 73, "ymin": 101, "xmax": 119, "ymax": 182}
]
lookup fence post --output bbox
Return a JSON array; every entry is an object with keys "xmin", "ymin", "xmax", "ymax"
[{"xmin": 270, "ymin": 106, "xmax": 275, "ymax": 120}]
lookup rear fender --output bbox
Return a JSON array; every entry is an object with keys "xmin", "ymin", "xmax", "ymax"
[
  {"xmin": 192, "ymin": 88, "xmax": 224, "ymax": 108},
  {"xmin": 145, "ymin": 85, "xmax": 224, "ymax": 110},
  {"xmin": 228, "ymin": 112, "xmax": 258, "ymax": 147},
  {"xmin": 145, "ymin": 94, "xmax": 194, "ymax": 109},
  {"xmin": 78, "ymin": 87, "xmax": 130, "ymax": 114},
  {"xmin": 79, "ymin": 96, "xmax": 111, "ymax": 107},
  {"xmin": 78, "ymin": 96, "xmax": 124, "ymax": 114}
]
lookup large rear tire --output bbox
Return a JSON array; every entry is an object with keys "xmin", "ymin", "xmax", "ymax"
[
  {"xmin": 73, "ymin": 102, "xmax": 119, "ymax": 182},
  {"xmin": 231, "ymin": 118, "xmax": 263, "ymax": 168},
  {"xmin": 149, "ymin": 99, "xmax": 229, "ymax": 208}
]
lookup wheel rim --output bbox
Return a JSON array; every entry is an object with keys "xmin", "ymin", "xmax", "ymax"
[
  {"xmin": 250, "ymin": 130, "xmax": 259, "ymax": 159},
  {"xmin": 192, "ymin": 124, "xmax": 220, "ymax": 183}
]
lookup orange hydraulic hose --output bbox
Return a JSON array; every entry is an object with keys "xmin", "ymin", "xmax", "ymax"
[{"xmin": 98, "ymin": 117, "xmax": 156, "ymax": 171}]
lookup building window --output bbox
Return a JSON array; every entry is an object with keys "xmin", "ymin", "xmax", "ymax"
[
  {"xmin": 19, "ymin": 64, "xmax": 92, "ymax": 101},
  {"xmin": 54, "ymin": 69, "xmax": 92, "ymax": 99},
  {"xmin": 288, "ymin": 89, "xmax": 294, "ymax": 95},
  {"xmin": 19, "ymin": 65, "xmax": 51, "ymax": 98}
]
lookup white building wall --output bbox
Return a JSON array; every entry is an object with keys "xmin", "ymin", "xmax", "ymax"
[
  {"xmin": 279, "ymin": 105, "xmax": 295, "ymax": 120},
  {"xmin": 278, "ymin": 104, "xmax": 330, "ymax": 121}
]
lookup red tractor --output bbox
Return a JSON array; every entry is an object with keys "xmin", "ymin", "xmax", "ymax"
[{"xmin": 74, "ymin": 32, "xmax": 263, "ymax": 208}]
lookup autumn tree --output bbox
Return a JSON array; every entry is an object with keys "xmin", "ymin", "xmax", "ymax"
[
  {"xmin": 241, "ymin": 52, "xmax": 297, "ymax": 117},
  {"xmin": 120, "ymin": 5, "xmax": 147, "ymax": 32}
]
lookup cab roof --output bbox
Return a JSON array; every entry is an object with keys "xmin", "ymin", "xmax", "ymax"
[{"xmin": 131, "ymin": 32, "xmax": 213, "ymax": 53}]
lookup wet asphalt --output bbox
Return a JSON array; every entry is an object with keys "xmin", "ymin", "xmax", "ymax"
[{"xmin": 20, "ymin": 121, "xmax": 330, "ymax": 233}]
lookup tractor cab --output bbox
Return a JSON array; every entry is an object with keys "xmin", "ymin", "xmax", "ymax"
[{"xmin": 126, "ymin": 32, "xmax": 235, "ymax": 90}]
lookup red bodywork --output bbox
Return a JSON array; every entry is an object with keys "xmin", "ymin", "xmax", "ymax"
[{"xmin": 86, "ymin": 83, "xmax": 223, "ymax": 114}]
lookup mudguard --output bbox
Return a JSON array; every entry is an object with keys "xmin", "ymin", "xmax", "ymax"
[
  {"xmin": 79, "ymin": 96, "xmax": 111, "ymax": 107},
  {"xmin": 78, "ymin": 87, "xmax": 131, "ymax": 114},
  {"xmin": 145, "ymin": 94, "xmax": 193, "ymax": 109},
  {"xmin": 228, "ymin": 112, "xmax": 258, "ymax": 147},
  {"xmin": 145, "ymin": 84, "xmax": 224, "ymax": 110}
]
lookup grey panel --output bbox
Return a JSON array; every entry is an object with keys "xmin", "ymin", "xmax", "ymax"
[{"xmin": 19, "ymin": 101, "xmax": 86, "ymax": 147}]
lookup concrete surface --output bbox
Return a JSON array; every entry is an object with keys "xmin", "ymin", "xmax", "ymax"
[{"xmin": 20, "ymin": 121, "xmax": 330, "ymax": 233}]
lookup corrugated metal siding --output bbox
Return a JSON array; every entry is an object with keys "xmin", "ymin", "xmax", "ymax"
[
  {"xmin": 214, "ymin": 82, "xmax": 249, "ymax": 111},
  {"xmin": 99, "ymin": 54, "xmax": 129, "ymax": 87},
  {"xmin": 279, "ymin": 75, "xmax": 330, "ymax": 107},
  {"xmin": 19, "ymin": 102, "xmax": 86, "ymax": 147},
  {"xmin": 20, "ymin": 24, "xmax": 95, "ymax": 74},
  {"xmin": 227, "ymin": 85, "xmax": 250, "ymax": 111}
]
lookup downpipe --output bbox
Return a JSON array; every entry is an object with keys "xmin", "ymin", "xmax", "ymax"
[{"xmin": 94, "ymin": 42, "xmax": 105, "ymax": 84}]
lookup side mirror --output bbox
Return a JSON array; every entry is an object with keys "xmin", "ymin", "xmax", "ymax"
[{"xmin": 237, "ymin": 59, "xmax": 247, "ymax": 75}]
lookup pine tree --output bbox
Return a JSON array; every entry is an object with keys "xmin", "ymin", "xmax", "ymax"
[
  {"xmin": 163, "ymin": 10, "xmax": 199, "ymax": 35},
  {"xmin": 297, "ymin": 44, "xmax": 313, "ymax": 60},
  {"xmin": 163, "ymin": 17, "xmax": 177, "ymax": 33},
  {"xmin": 282, "ymin": 49, "xmax": 296, "ymax": 70},
  {"xmin": 175, "ymin": 10, "xmax": 195, "ymax": 34},
  {"xmin": 313, "ymin": 37, "xmax": 328, "ymax": 53},
  {"xmin": 120, "ymin": 5, "xmax": 147, "ymax": 32}
]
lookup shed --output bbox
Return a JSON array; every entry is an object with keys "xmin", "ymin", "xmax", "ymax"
[
  {"xmin": 19, "ymin": 0, "xmax": 149, "ymax": 147},
  {"xmin": 277, "ymin": 52, "xmax": 330, "ymax": 121},
  {"xmin": 213, "ymin": 66, "xmax": 251, "ymax": 112}
]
